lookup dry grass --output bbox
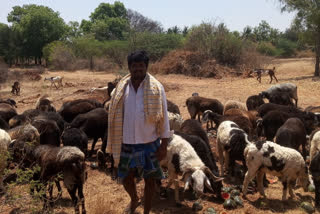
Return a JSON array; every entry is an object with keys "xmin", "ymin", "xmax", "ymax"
[{"xmin": 1, "ymin": 58, "xmax": 320, "ymax": 213}]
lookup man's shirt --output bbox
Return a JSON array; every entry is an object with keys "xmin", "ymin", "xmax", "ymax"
[{"xmin": 123, "ymin": 78, "xmax": 171, "ymax": 144}]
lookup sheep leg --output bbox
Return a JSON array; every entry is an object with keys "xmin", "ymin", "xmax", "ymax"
[
  {"xmin": 269, "ymin": 75, "xmax": 273, "ymax": 84},
  {"xmin": 224, "ymin": 151, "xmax": 230, "ymax": 176},
  {"xmin": 89, "ymin": 138, "xmax": 98, "ymax": 157},
  {"xmin": 302, "ymin": 144, "xmax": 307, "ymax": 160},
  {"xmin": 242, "ymin": 166, "xmax": 260, "ymax": 196},
  {"xmin": 257, "ymin": 170, "xmax": 266, "ymax": 197},
  {"xmin": 67, "ymin": 185, "xmax": 79, "ymax": 214},
  {"xmin": 273, "ymin": 74, "xmax": 278, "ymax": 82},
  {"xmin": 217, "ymin": 141, "xmax": 224, "ymax": 176},
  {"xmin": 174, "ymin": 179, "xmax": 181, "ymax": 205},
  {"xmin": 288, "ymin": 180, "xmax": 296, "ymax": 199},
  {"xmin": 77, "ymin": 184, "xmax": 86, "ymax": 214},
  {"xmin": 281, "ymin": 180, "xmax": 288, "ymax": 200}
]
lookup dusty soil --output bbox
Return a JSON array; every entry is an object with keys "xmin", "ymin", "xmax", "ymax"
[{"xmin": 1, "ymin": 58, "xmax": 320, "ymax": 214}]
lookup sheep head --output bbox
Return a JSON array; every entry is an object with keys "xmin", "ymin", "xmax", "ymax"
[{"xmin": 181, "ymin": 167, "xmax": 224, "ymax": 196}]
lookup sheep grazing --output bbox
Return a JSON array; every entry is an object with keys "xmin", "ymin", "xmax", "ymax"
[
  {"xmin": 216, "ymin": 121, "xmax": 252, "ymax": 177},
  {"xmin": 0, "ymin": 99, "xmax": 17, "ymax": 108},
  {"xmin": 185, "ymin": 96, "xmax": 224, "ymax": 122},
  {"xmin": 11, "ymin": 81, "xmax": 20, "ymax": 95},
  {"xmin": 175, "ymin": 132, "xmax": 223, "ymax": 199},
  {"xmin": 0, "ymin": 103, "xmax": 17, "ymax": 123},
  {"xmin": 27, "ymin": 145, "xmax": 86, "ymax": 214},
  {"xmin": 35, "ymin": 94, "xmax": 56, "ymax": 112},
  {"xmin": 7, "ymin": 123, "xmax": 40, "ymax": 144},
  {"xmin": 202, "ymin": 111, "xmax": 253, "ymax": 137},
  {"xmin": 44, "ymin": 76, "xmax": 63, "ymax": 89},
  {"xmin": 168, "ymin": 112, "xmax": 184, "ymax": 132},
  {"xmin": 266, "ymin": 91, "xmax": 294, "ymax": 106},
  {"xmin": 246, "ymin": 94, "xmax": 265, "ymax": 111},
  {"xmin": 31, "ymin": 117, "xmax": 61, "ymax": 147},
  {"xmin": 167, "ymin": 99, "xmax": 180, "ymax": 114},
  {"xmin": 61, "ymin": 128, "xmax": 88, "ymax": 156},
  {"xmin": 242, "ymin": 140, "xmax": 309, "ymax": 200},
  {"xmin": 223, "ymin": 100, "xmax": 247, "ymax": 115},
  {"xmin": 68, "ymin": 108, "xmax": 108, "ymax": 156},
  {"xmin": 260, "ymin": 82, "xmax": 298, "ymax": 107},
  {"xmin": 309, "ymin": 130, "xmax": 320, "ymax": 207},
  {"xmin": 274, "ymin": 118, "xmax": 307, "ymax": 159},
  {"xmin": 0, "ymin": 117, "xmax": 9, "ymax": 130},
  {"xmin": 258, "ymin": 103, "xmax": 301, "ymax": 118},
  {"xmin": 59, "ymin": 99, "xmax": 103, "ymax": 123},
  {"xmin": 160, "ymin": 134, "xmax": 223, "ymax": 205},
  {"xmin": 0, "ymin": 129, "xmax": 11, "ymax": 194},
  {"xmin": 9, "ymin": 114, "xmax": 28, "ymax": 129},
  {"xmin": 224, "ymin": 108, "xmax": 258, "ymax": 134},
  {"xmin": 180, "ymin": 119, "xmax": 209, "ymax": 146}
]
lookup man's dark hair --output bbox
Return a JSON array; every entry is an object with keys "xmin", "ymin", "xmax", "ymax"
[{"xmin": 127, "ymin": 50, "xmax": 149, "ymax": 68}]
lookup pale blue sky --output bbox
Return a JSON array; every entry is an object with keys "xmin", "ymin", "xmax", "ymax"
[{"xmin": 1, "ymin": 0, "xmax": 295, "ymax": 32}]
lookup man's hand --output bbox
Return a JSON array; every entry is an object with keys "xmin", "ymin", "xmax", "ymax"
[{"xmin": 155, "ymin": 138, "xmax": 168, "ymax": 161}]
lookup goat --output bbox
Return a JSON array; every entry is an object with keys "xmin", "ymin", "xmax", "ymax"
[
  {"xmin": 0, "ymin": 129, "xmax": 11, "ymax": 194},
  {"xmin": 26, "ymin": 144, "xmax": 86, "ymax": 214},
  {"xmin": 160, "ymin": 134, "xmax": 223, "ymax": 205},
  {"xmin": 186, "ymin": 96, "xmax": 223, "ymax": 122},
  {"xmin": 267, "ymin": 91, "xmax": 294, "ymax": 106},
  {"xmin": 274, "ymin": 118, "xmax": 307, "ymax": 159},
  {"xmin": 260, "ymin": 83, "xmax": 298, "ymax": 107},
  {"xmin": 243, "ymin": 140, "xmax": 309, "ymax": 200},
  {"xmin": 223, "ymin": 100, "xmax": 247, "ymax": 115},
  {"xmin": 180, "ymin": 119, "xmax": 209, "ymax": 146},
  {"xmin": 59, "ymin": 99, "xmax": 103, "ymax": 123},
  {"xmin": 175, "ymin": 132, "xmax": 223, "ymax": 199},
  {"xmin": 0, "ymin": 103, "xmax": 17, "ymax": 123},
  {"xmin": 61, "ymin": 128, "xmax": 88, "ymax": 157},
  {"xmin": 44, "ymin": 76, "xmax": 63, "ymax": 89},
  {"xmin": 202, "ymin": 111, "xmax": 253, "ymax": 137},
  {"xmin": 246, "ymin": 94, "xmax": 265, "ymax": 111},
  {"xmin": 168, "ymin": 112, "xmax": 184, "ymax": 132},
  {"xmin": 35, "ymin": 95, "xmax": 56, "ymax": 112},
  {"xmin": 309, "ymin": 130, "xmax": 320, "ymax": 207},
  {"xmin": 252, "ymin": 67, "xmax": 278, "ymax": 84},
  {"xmin": 11, "ymin": 81, "xmax": 20, "ymax": 95},
  {"xmin": 31, "ymin": 117, "xmax": 61, "ymax": 147},
  {"xmin": 67, "ymin": 108, "xmax": 108, "ymax": 156},
  {"xmin": 216, "ymin": 121, "xmax": 252, "ymax": 177}
]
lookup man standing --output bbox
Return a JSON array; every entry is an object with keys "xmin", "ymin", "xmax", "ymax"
[{"xmin": 107, "ymin": 51, "xmax": 171, "ymax": 214}]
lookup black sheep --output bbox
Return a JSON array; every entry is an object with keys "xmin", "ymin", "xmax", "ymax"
[
  {"xmin": 69, "ymin": 108, "xmax": 108, "ymax": 156},
  {"xmin": 180, "ymin": 119, "xmax": 209, "ymax": 146},
  {"xmin": 246, "ymin": 94, "xmax": 265, "ymax": 111},
  {"xmin": 61, "ymin": 128, "xmax": 88, "ymax": 156}
]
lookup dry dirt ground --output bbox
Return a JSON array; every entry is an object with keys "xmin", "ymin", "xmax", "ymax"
[{"xmin": 1, "ymin": 58, "xmax": 320, "ymax": 214}]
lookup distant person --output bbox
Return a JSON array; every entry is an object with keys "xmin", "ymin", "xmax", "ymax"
[{"xmin": 107, "ymin": 50, "xmax": 171, "ymax": 214}]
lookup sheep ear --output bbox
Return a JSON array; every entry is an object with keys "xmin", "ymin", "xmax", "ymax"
[
  {"xmin": 184, "ymin": 176, "xmax": 192, "ymax": 192},
  {"xmin": 205, "ymin": 178, "xmax": 214, "ymax": 192}
]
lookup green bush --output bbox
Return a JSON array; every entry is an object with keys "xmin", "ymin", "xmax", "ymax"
[
  {"xmin": 103, "ymin": 40, "xmax": 129, "ymax": 68},
  {"xmin": 129, "ymin": 32, "xmax": 183, "ymax": 61},
  {"xmin": 275, "ymin": 38, "xmax": 297, "ymax": 57},
  {"xmin": 43, "ymin": 41, "xmax": 75, "ymax": 70},
  {"xmin": 257, "ymin": 42, "xmax": 279, "ymax": 56}
]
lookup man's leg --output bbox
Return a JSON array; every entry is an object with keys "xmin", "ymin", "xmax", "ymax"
[
  {"xmin": 123, "ymin": 171, "xmax": 140, "ymax": 213},
  {"xmin": 144, "ymin": 177, "xmax": 155, "ymax": 214}
]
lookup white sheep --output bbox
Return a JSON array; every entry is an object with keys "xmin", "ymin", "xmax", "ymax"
[
  {"xmin": 242, "ymin": 141, "xmax": 309, "ymax": 200},
  {"xmin": 217, "ymin": 121, "xmax": 252, "ymax": 177},
  {"xmin": 0, "ymin": 129, "xmax": 11, "ymax": 193},
  {"xmin": 309, "ymin": 130, "xmax": 320, "ymax": 207},
  {"xmin": 168, "ymin": 111, "xmax": 184, "ymax": 132},
  {"xmin": 44, "ymin": 76, "xmax": 63, "ymax": 89},
  {"xmin": 161, "ymin": 134, "xmax": 223, "ymax": 205}
]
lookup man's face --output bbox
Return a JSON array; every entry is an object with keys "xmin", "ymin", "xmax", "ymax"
[{"xmin": 129, "ymin": 61, "xmax": 147, "ymax": 83}]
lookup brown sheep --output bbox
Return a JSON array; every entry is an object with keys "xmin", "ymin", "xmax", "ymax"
[
  {"xmin": 224, "ymin": 108, "xmax": 258, "ymax": 134},
  {"xmin": 223, "ymin": 100, "xmax": 247, "ymax": 115},
  {"xmin": 0, "ymin": 103, "xmax": 17, "ymax": 123},
  {"xmin": 246, "ymin": 95, "xmax": 265, "ymax": 111},
  {"xmin": 35, "ymin": 94, "xmax": 56, "ymax": 112},
  {"xmin": 186, "ymin": 96, "xmax": 224, "ymax": 122}
]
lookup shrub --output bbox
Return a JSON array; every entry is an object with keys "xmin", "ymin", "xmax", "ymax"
[
  {"xmin": 0, "ymin": 59, "xmax": 8, "ymax": 87},
  {"xmin": 129, "ymin": 32, "xmax": 183, "ymax": 61},
  {"xmin": 43, "ymin": 41, "xmax": 75, "ymax": 70},
  {"xmin": 102, "ymin": 40, "xmax": 129, "ymax": 68},
  {"xmin": 257, "ymin": 42, "xmax": 280, "ymax": 56},
  {"xmin": 275, "ymin": 38, "xmax": 297, "ymax": 57}
]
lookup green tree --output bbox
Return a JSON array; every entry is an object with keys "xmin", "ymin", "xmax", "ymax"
[
  {"xmin": 67, "ymin": 21, "xmax": 82, "ymax": 38},
  {"xmin": 82, "ymin": 1, "xmax": 129, "ymax": 40},
  {"xmin": 278, "ymin": 0, "xmax": 320, "ymax": 76},
  {"xmin": 7, "ymin": 4, "xmax": 67, "ymax": 65}
]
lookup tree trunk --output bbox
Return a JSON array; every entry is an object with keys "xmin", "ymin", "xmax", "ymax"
[
  {"xmin": 315, "ymin": 32, "xmax": 320, "ymax": 77},
  {"xmin": 39, "ymin": 57, "xmax": 42, "ymax": 65},
  {"xmin": 90, "ymin": 56, "xmax": 94, "ymax": 71}
]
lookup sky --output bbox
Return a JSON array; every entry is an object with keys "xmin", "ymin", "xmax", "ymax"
[{"xmin": 1, "ymin": 0, "xmax": 296, "ymax": 32}]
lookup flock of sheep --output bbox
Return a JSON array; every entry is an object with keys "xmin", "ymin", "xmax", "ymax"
[{"xmin": 0, "ymin": 79, "xmax": 320, "ymax": 213}]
